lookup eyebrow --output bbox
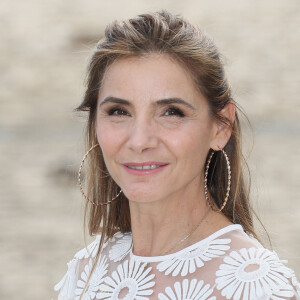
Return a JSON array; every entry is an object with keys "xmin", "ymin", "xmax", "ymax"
[
  {"xmin": 99, "ymin": 97, "xmax": 132, "ymax": 108},
  {"xmin": 99, "ymin": 96, "xmax": 196, "ymax": 110},
  {"xmin": 156, "ymin": 98, "xmax": 195, "ymax": 110}
]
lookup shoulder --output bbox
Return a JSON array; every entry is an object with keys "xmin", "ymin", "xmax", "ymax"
[
  {"xmin": 53, "ymin": 234, "xmax": 102, "ymax": 299},
  {"xmin": 71, "ymin": 231, "xmax": 132, "ymax": 260},
  {"xmin": 53, "ymin": 231, "xmax": 132, "ymax": 299},
  {"xmin": 212, "ymin": 224, "xmax": 300, "ymax": 299},
  {"xmin": 214, "ymin": 224, "xmax": 263, "ymax": 249}
]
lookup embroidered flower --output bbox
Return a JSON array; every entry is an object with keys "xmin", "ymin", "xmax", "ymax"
[
  {"xmin": 74, "ymin": 255, "xmax": 108, "ymax": 300},
  {"xmin": 157, "ymin": 238, "xmax": 231, "ymax": 277},
  {"xmin": 97, "ymin": 259, "xmax": 155, "ymax": 299},
  {"xmin": 262, "ymin": 284, "xmax": 295, "ymax": 300},
  {"xmin": 215, "ymin": 247, "xmax": 295, "ymax": 299},
  {"xmin": 283, "ymin": 268, "xmax": 300, "ymax": 295},
  {"xmin": 74, "ymin": 235, "xmax": 103, "ymax": 259},
  {"xmin": 158, "ymin": 278, "xmax": 216, "ymax": 300},
  {"xmin": 291, "ymin": 272, "xmax": 300, "ymax": 295},
  {"xmin": 109, "ymin": 233, "xmax": 133, "ymax": 262},
  {"xmin": 75, "ymin": 232, "xmax": 127, "ymax": 260},
  {"xmin": 54, "ymin": 258, "xmax": 79, "ymax": 299}
]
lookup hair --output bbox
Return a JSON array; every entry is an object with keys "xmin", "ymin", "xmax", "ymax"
[{"xmin": 75, "ymin": 9, "xmax": 267, "ymax": 297}]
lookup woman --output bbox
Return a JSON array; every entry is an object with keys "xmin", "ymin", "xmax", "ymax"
[{"xmin": 54, "ymin": 10, "xmax": 300, "ymax": 300}]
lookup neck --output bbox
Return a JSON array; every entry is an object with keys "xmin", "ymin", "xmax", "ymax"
[{"xmin": 128, "ymin": 186, "xmax": 232, "ymax": 257}]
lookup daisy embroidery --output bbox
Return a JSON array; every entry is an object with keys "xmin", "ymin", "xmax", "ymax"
[
  {"xmin": 75, "ymin": 235, "xmax": 104, "ymax": 259},
  {"xmin": 284, "ymin": 269, "xmax": 300, "ymax": 295},
  {"xmin": 111, "ymin": 232, "xmax": 127, "ymax": 241},
  {"xmin": 54, "ymin": 258, "xmax": 79, "ymax": 299},
  {"xmin": 97, "ymin": 259, "xmax": 155, "ymax": 299},
  {"xmin": 157, "ymin": 238, "xmax": 231, "ymax": 277},
  {"xmin": 158, "ymin": 278, "xmax": 216, "ymax": 300},
  {"xmin": 215, "ymin": 247, "xmax": 295, "ymax": 300},
  {"xmin": 260, "ymin": 284, "xmax": 295, "ymax": 300},
  {"xmin": 291, "ymin": 272, "xmax": 300, "ymax": 295},
  {"xmin": 109, "ymin": 232, "xmax": 133, "ymax": 262},
  {"xmin": 75, "ymin": 255, "xmax": 108, "ymax": 300}
]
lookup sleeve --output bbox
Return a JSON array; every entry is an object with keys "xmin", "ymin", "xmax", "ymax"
[
  {"xmin": 230, "ymin": 230, "xmax": 300, "ymax": 298},
  {"xmin": 54, "ymin": 257, "xmax": 80, "ymax": 300},
  {"xmin": 214, "ymin": 243, "xmax": 300, "ymax": 299},
  {"xmin": 53, "ymin": 235, "xmax": 102, "ymax": 300},
  {"xmin": 282, "ymin": 268, "xmax": 300, "ymax": 300}
]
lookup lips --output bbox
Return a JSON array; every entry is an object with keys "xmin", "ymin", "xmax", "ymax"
[
  {"xmin": 124, "ymin": 162, "xmax": 168, "ymax": 167},
  {"xmin": 127, "ymin": 164, "xmax": 163, "ymax": 170},
  {"xmin": 122, "ymin": 162, "xmax": 169, "ymax": 175}
]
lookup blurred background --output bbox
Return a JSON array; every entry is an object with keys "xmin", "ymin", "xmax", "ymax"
[{"xmin": 0, "ymin": 0, "xmax": 299, "ymax": 299}]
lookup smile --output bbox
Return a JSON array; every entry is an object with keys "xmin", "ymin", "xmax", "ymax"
[
  {"xmin": 123, "ymin": 162, "xmax": 169, "ymax": 176},
  {"xmin": 127, "ymin": 164, "xmax": 161, "ymax": 170}
]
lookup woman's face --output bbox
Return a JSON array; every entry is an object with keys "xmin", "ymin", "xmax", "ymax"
[{"xmin": 96, "ymin": 54, "xmax": 219, "ymax": 203}]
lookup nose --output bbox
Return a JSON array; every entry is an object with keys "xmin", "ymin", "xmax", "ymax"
[{"xmin": 126, "ymin": 117, "xmax": 159, "ymax": 154}]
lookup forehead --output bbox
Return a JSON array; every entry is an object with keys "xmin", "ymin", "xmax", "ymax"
[{"xmin": 98, "ymin": 54, "xmax": 202, "ymax": 103}]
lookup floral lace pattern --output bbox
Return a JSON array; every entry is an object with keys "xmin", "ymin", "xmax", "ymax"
[
  {"xmin": 74, "ymin": 235, "xmax": 103, "ymax": 259},
  {"xmin": 54, "ymin": 258, "xmax": 79, "ymax": 299},
  {"xmin": 74, "ymin": 255, "xmax": 108, "ymax": 300},
  {"xmin": 157, "ymin": 238, "xmax": 231, "ymax": 277},
  {"xmin": 54, "ymin": 225, "xmax": 300, "ymax": 300},
  {"xmin": 97, "ymin": 259, "xmax": 155, "ymax": 299},
  {"xmin": 158, "ymin": 278, "xmax": 216, "ymax": 300},
  {"xmin": 109, "ymin": 233, "xmax": 133, "ymax": 262},
  {"xmin": 215, "ymin": 247, "xmax": 296, "ymax": 299}
]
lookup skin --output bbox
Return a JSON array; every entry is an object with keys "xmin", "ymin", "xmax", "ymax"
[{"xmin": 96, "ymin": 54, "xmax": 235, "ymax": 256}]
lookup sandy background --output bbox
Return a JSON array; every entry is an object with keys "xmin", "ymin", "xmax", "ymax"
[{"xmin": 0, "ymin": 0, "xmax": 299, "ymax": 299}]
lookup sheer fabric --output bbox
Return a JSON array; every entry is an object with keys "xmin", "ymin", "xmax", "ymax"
[{"xmin": 54, "ymin": 224, "xmax": 300, "ymax": 299}]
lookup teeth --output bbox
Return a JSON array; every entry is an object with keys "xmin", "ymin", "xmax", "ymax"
[{"xmin": 128, "ymin": 164, "xmax": 161, "ymax": 170}]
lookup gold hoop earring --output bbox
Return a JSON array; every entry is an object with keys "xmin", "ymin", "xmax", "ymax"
[
  {"xmin": 204, "ymin": 147, "xmax": 231, "ymax": 212},
  {"xmin": 78, "ymin": 144, "xmax": 122, "ymax": 206}
]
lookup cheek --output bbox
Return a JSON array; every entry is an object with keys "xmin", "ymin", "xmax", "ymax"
[
  {"xmin": 167, "ymin": 123, "xmax": 212, "ymax": 165},
  {"xmin": 96, "ymin": 124, "xmax": 120, "ymax": 158}
]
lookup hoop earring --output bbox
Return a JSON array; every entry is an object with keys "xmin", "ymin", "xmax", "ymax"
[
  {"xmin": 204, "ymin": 146, "xmax": 231, "ymax": 212},
  {"xmin": 78, "ymin": 144, "xmax": 122, "ymax": 206}
]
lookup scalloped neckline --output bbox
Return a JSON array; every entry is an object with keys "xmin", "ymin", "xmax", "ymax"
[{"xmin": 129, "ymin": 223, "xmax": 244, "ymax": 262}]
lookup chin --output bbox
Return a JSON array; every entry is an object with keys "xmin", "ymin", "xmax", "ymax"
[{"xmin": 123, "ymin": 187, "xmax": 160, "ymax": 203}]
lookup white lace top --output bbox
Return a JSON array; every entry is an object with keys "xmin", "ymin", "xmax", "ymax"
[{"xmin": 54, "ymin": 224, "xmax": 300, "ymax": 300}]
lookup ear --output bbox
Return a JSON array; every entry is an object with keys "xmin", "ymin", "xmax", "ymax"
[{"xmin": 209, "ymin": 102, "xmax": 235, "ymax": 150}]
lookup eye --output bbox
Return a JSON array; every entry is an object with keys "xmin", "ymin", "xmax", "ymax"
[
  {"xmin": 108, "ymin": 107, "xmax": 130, "ymax": 117},
  {"xmin": 164, "ymin": 107, "xmax": 185, "ymax": 117}
]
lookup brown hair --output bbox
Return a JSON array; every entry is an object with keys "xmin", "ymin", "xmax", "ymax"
[{"xmin": 75, "ymin": 10, "xmax": 265, "ymax": 296}]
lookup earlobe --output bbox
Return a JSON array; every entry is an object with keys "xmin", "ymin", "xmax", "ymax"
[{"xmin": 210, "ymin": 102, "xmax": 236, "ymax": 151}]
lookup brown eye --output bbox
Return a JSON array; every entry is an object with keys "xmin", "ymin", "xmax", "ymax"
[
  {"xmin": 108, "ymin": 108, "xmax": 130, "ymax": 116},
  {"xmin": 164, "ymin": 107, "xmax": 185, "ymax": 117}
]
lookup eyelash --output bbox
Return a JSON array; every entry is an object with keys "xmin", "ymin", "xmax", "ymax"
[
  {"xmin": 164, "ymin": 107, "xmax": 185, "ymax": 117},
  {"xmin": 108, "ymin": 107, "xmax": 130, "ymax": 116},
  {"xmin": 107, "ymin": 106, "xmax": 185, "ymax": 118}
]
